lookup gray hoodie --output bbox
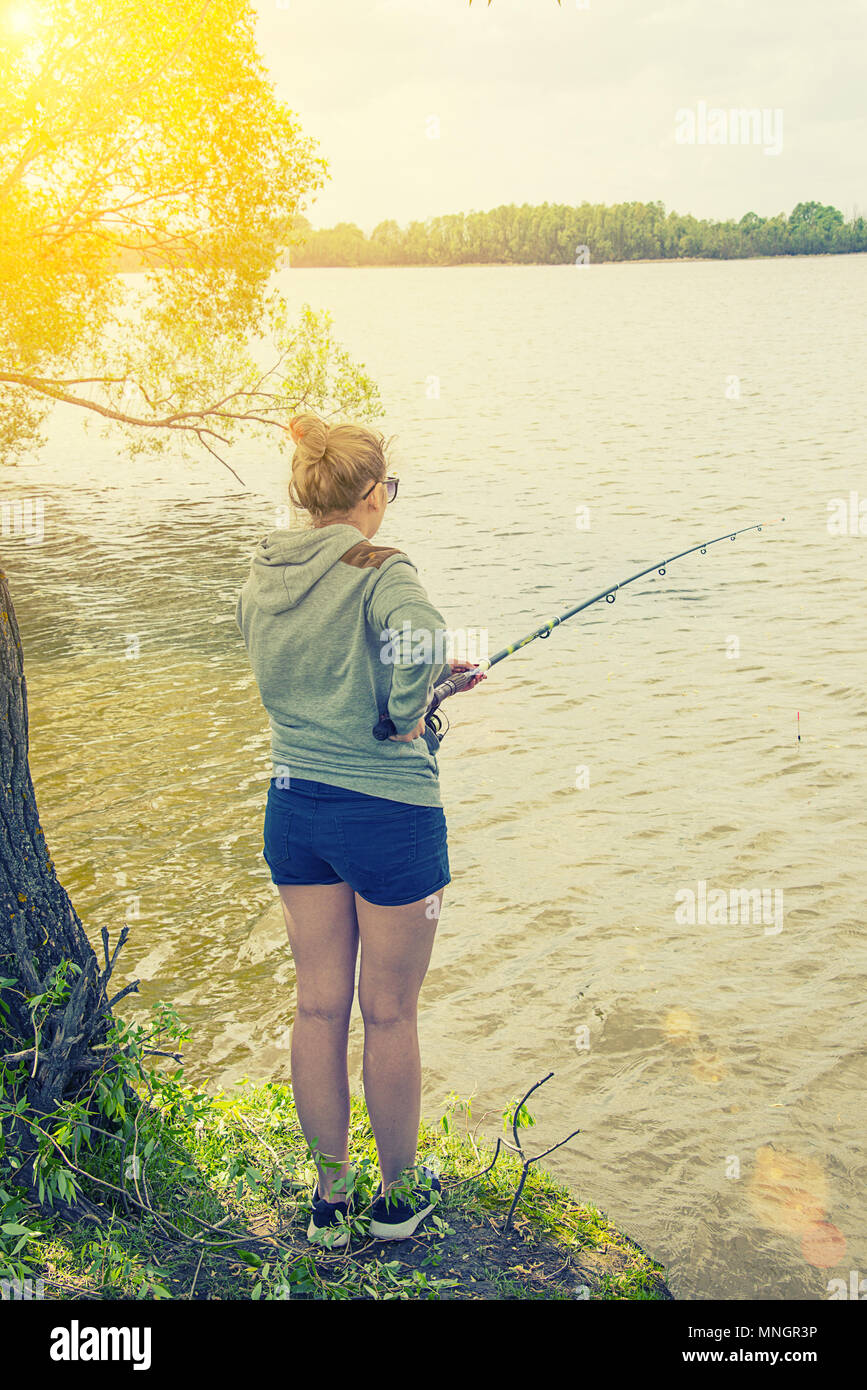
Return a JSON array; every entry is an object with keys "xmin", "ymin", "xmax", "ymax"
[{"xmin": 235, "ymin": 523, "xmax": 453, "ymax": 807}]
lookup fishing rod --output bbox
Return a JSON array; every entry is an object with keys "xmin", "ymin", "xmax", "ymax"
[{"xmin": 372, "ymin": 516, "xmax": 786, "ymax": 742}]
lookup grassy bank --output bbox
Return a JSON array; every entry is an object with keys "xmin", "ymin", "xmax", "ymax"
[{"xmin": 1, "ymin": 1009, "xmax": 671, "ymax": 1302}]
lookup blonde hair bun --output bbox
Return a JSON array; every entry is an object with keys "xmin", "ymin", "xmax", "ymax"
[
  {"xmin": 288, "ymin": 412, "xmax": 393, "ymax": 523},
  {"xmin": 289, "ymin": 413, "xmax": 328, "ymax": 464}
]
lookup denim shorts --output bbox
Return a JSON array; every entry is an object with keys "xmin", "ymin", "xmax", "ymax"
[{"xmin": 262, "ymin": 778, "xmax": 450, "ymax": 907}]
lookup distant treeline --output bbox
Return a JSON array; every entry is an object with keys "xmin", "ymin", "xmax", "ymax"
[{"xmin": 288, "ymin": 201, "xmax": 866, "ymax": 266}]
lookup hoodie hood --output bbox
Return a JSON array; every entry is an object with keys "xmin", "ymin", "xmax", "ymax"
[{"xmin": 243, "ymin": 524, "xmax": 366, "ymax": 614}]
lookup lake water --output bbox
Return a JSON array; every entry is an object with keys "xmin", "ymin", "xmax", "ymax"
[{"xmin": 3, "ymin": 257, "xmax": 865, "ymax": 1300}]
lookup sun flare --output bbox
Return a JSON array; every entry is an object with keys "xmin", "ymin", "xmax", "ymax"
[{"xmin": 6, "ymin": 3, "xmax": 39, "ymax": 35}]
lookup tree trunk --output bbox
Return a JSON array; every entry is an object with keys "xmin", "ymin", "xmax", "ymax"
[{"xmin": 0, "ymin": 565, "xmax": 137, "ymax": 1222}]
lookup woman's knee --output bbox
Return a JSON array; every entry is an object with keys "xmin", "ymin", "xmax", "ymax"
[
  {"xmin": 295, "ymin": 992, "xmax": 353, "ymax": 1028},
  {"xmin": 358, "ymin": 988, "xmax": 419, "ymax": 1030}
]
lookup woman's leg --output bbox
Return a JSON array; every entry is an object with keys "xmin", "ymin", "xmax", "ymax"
[
  {"xmin": 277, "ymin": 881, "xmax": 359, "ymax": 1202},
  {"xmin": 355, "ymin": 889, "xmax": 443, "ymax": 1194}
]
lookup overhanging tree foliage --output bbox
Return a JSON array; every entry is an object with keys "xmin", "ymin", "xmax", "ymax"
[{"xmin": 0, "ymin": 0, "xmax": 381, "ymax": 1222}]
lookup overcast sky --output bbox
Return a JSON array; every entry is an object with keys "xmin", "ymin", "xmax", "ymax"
[{"xmin": 253, "ymin": 0, "xmax": 866, "ymax": 234}]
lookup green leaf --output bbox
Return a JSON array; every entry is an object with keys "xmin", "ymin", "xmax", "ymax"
[{"xmin": 236, "ymin": 1249, "xmax": 262, "ymax": 1267}]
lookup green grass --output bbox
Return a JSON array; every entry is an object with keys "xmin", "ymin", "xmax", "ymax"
[{"xmin": 1, "ymin": 1007, "xmax": 672, "ymax": 1302}]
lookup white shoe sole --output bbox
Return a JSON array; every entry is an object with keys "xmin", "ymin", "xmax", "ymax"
[
  {"xmin": 368, "ymin": 1197, "xmax": 437, "ymax": 1241},
  {"xmin": 307, "ymin": 1215, "xmax": 350, "ymax": 1247}
]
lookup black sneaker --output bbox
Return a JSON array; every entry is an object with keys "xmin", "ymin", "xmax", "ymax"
[
  {"xmin": 306, "ymin": 1180, "xmax": 354, "ymax": 1248},
  {"xmin": 368, "ymin": 1165, "xmax": 442, "ymax": 1241}
]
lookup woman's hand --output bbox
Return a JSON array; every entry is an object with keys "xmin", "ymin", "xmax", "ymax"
[
  {"xmin": 386, "ymin": 661, "xmax": 486, "ymax": 741},
  {"xmin": 449, "ymin": 658, "xmax": 488, "ymax": 691},
  {"xmin": 388, "ymin": 715, "xmax": 427, "ymax": 742}
]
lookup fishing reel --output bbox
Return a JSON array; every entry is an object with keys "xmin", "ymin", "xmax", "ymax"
[
  {"xmin": 372, "ymin": 669, "xmax": 474, "ymax": 742},
  {"xmin": 425, "ymin": 707, "xmax": 449, "ymax": 742},
  {"xmin": 371, "ymin": 704, "xmax": 449, "ymax": 744}
]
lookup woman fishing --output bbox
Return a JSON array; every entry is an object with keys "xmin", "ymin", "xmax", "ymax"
[{"xmin": 235, "ymin": 413, "xmax": 485, "ymax": 1246}]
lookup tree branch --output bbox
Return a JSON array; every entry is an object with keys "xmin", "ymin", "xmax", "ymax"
[{"xmin": 0, "ymin": 3, "xmax": 217, "ymax": 204}]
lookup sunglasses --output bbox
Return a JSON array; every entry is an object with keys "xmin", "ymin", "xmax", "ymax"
[{"xmin": 362, "ymin": 476, "xmax": 399, "ymax": 504}]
